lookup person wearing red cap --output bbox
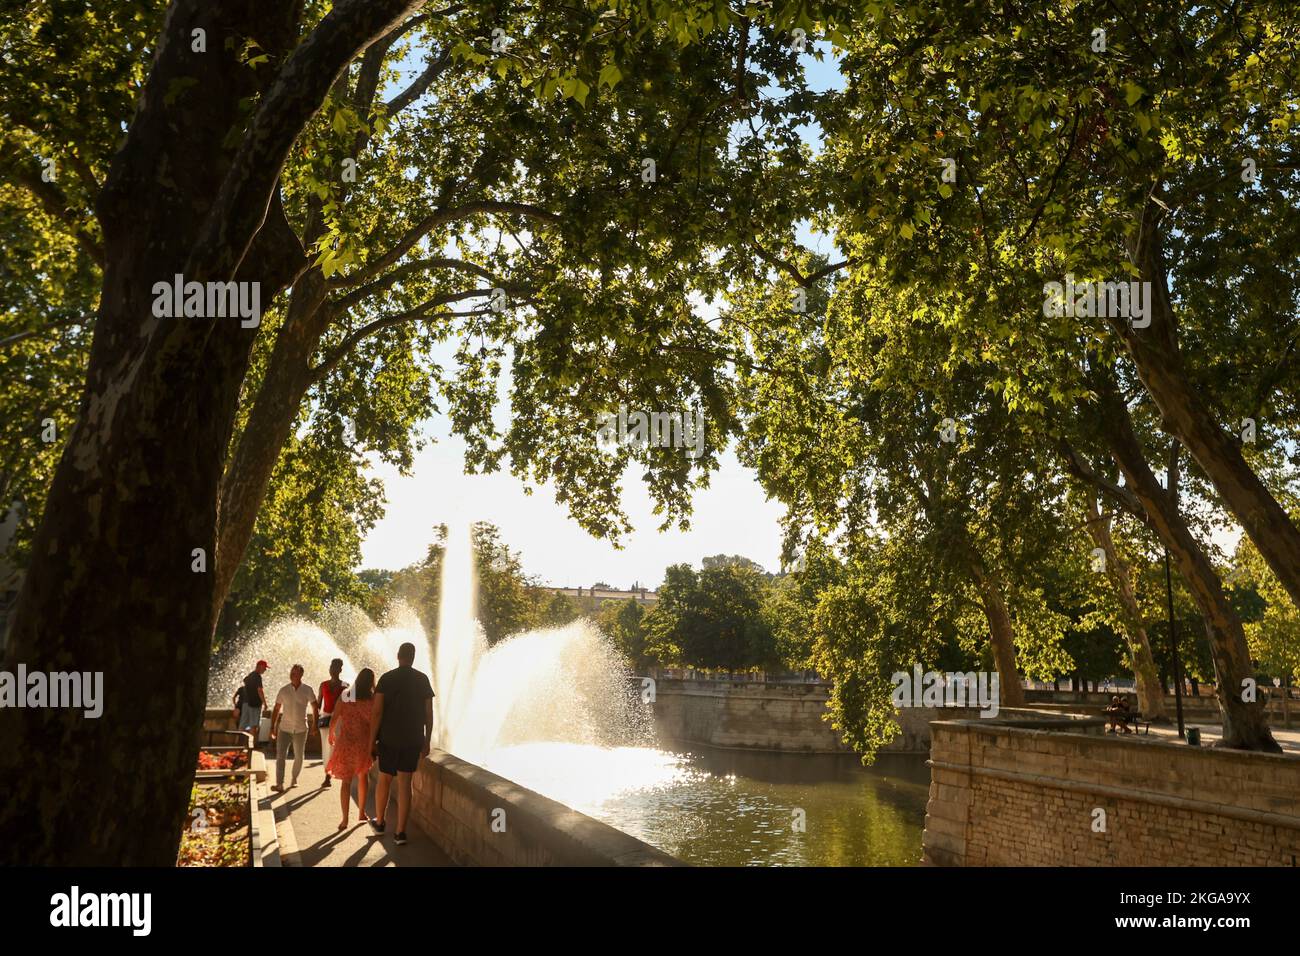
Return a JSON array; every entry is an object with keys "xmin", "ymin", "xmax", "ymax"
[{"xmin": 235, "ymin": 660, "xmax": 269, "ymax": 747}]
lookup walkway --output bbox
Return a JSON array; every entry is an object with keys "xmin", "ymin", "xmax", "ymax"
[
  {"xmin": 256, "ymin": 749, "xmax": 455, "ymax": 866},
  {"xmin": 1134, "ymin": 722, "xmax": 1300, "ymax": 754}
]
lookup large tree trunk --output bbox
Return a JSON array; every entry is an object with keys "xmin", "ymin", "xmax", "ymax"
[
  {"xmin": 0, "ymin": 0, "xmax": 425, "ymax": 866},
  {"xmin": 1115, "ymin": 203, "xmax": 1300, "ymax": 612},
  {"xmin": 968, "ymin": 562, "xmax": 1026, "ymax": 707},
  {"xmin": 1095, "ymin": 377, "xmax": 1278, "ymax": 751},
  {"xmin": 1084, "ymin": 496, "xmax": 1167, "ymax": 721}
]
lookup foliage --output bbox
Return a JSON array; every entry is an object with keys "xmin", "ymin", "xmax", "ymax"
[
  {"xmin": 381, "ymin": 521, "xmax": 550, "ymax": 645},
  {"xmin": 177, "ymin": 782, "xmax": 249, "ymax": 868},
  {"xmin": 218, "ymin": 430, "xmax": 381, "ymax": 641},
  {"xmin": 1233, "ymin": 532, "xmax": 1300, "ymax": 682},
  {"xmin": 644, "ymin": 562, "xmax": 778, "ymax": 670},
  {"xmin": 702, "ymin": 554, "xmax": 770, "ymax": 576},
  {"xmin": 538, "ymin": 591, "xmax": 582, "ymax": 628},
  {"xmin": 596, "ymin": 598, "xmax": 653, "ymax": 673}
]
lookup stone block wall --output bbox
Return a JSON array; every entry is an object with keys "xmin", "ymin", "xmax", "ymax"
[
  {"xmin": 650, "ymin": 679, "xmax": 981, "ymax": 753},
  {"xmin": 923, "ymin": 720, "xmax": 1300, "ymax": 866},
  {"xmin": 650, "ymin": 679, "xmax": 851, "ymax": 752},
  {"xmin": 409, "ymin": 749, "xmax": 682, "ymax": 866}
]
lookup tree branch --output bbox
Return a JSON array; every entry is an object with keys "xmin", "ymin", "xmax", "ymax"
[
  {"xmin": 1018, "ymin": 107, "xmax": 1080, "ymax": 245},
  {"xmin": 185, "ymin": 0, "xmax": 430, "ymax": 283},
  {"xmin": 385, "ymin": 47, "xmax": 452, "ymax": 114},
  {"xmin": 329, "ymin": 257, "xmax": 507, "ymax": 310},
  {"xmin": 310, "ymin": 291, "xmax": 488, "ymax": 383},
  {"xmin": 334, "ymin": 201, "xmax": 560, "ymax": 289},
  {"xmin": 0, "ymin": 158, "xmax": 104, "ymax": 266},
  {"xmin": 3, "ymin": 110, "xmax": 102, "ymax": 199},
  {"xmin": 752, "ymin": 244, "xmax": 848, "ymax": 287},
  {"xmin": 1058, "ymin": 438, "xmax": 1147, "ymax": 523}
]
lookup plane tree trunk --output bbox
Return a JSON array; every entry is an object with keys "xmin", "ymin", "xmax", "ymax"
[
  {"xmin": 968, "ymin": 560, "xmax": 1026, "ymax": 708},
  {"xmin": 1084, "ymin": 496, "xmax": 1168, "ymax": 721},
  {"xmin": 1115, "ymin": 202, "xmax": 1300, "ymax": 613},
  {"xmin": 1091, "ymin": 374, "xmax": 1278, "ymax": 752},
  {"xmin": 213, "ymin": 274, "xmax": 332, "ymax": 609},
  {"xmin": 0, "ymin": 0, "xmax": 426, "ymax": 866}
]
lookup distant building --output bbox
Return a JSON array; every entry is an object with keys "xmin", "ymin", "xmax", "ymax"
[{"xmin": 541, "ymin": 583, "xmax": 659, "ymax": 609}]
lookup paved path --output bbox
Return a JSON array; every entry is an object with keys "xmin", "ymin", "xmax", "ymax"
[
  {"xmin": 256, "ymin": 748, "xmax": 454, "ymax": 867},
  {"xmin": 1126, "ymin": 722, "xmax": 1300, "ymax": 754}
]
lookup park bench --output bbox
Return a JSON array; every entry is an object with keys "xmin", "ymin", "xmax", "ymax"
[{"xmin": 1114, "ymin": 711, "xmax": 1150, "ymax": 735}]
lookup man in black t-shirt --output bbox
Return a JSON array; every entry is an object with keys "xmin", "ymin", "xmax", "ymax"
[
  {"xmin": 234, "ymin": 660, "xmax": 269, "ymax": 747},
  {"xmin": 369, "ymin": 642, "xmax": 434, "ymax": 846}
]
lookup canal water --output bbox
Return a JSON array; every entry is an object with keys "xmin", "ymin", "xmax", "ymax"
[{"xmin": 479, "ymin": 743, "xmax": 930, "ymax": 866}]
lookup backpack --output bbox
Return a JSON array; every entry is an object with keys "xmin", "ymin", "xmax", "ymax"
[{"xmin": 233, "ymin": 685, "xmax": 246, "ymax": 709}]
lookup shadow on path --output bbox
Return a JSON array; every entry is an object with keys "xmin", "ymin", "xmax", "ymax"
[{"xmin": 260, "ymin": 751, "xmax": 455, "ymax": 867}]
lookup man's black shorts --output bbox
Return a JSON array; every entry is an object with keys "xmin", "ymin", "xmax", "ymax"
[{"xmin": 378, "ymin": 743, "xmax": 421, "ymax": 775}]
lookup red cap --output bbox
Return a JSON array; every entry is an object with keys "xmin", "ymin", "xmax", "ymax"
[{"xmin": 256, "ymin": 660, "xmax": 269, "ymax": 669}]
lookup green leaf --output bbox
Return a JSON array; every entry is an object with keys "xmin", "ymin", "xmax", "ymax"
[{"xmin": 598, "ymin": 62, "xmax": 622, "ymax": 89}]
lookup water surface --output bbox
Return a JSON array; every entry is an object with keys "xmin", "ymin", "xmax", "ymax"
[{"xmin": 481, "ymin": 743, "xmax": 929, "ymax": 866}]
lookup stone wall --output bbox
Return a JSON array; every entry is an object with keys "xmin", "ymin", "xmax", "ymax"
[
  {"xmin": 923, "ymin": 719, "xmax": 1300, "ymax": 866},
  {"xmin": 650, "ymin": 679, "xmax": 981, "ymax": 753},
  {"xmin": 651, "ymin": 679, "xmax": 850, "ymax": 752},
  {"xmin": 409, "ymin": 749, "xmax": 683, "ymax": 866}
]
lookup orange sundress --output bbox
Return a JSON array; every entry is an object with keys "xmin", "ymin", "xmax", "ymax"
[{"xmin": 325, "ymin": 698, "xmax": 374, "ymax": 778}]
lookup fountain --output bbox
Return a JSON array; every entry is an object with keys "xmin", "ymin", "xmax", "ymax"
[
  {"xmin": 429, "ymin": 523, "xmax": 650, "ymax": 761},
  {"xmin": 206, "ymin": 523, "xmax": 930, "ymax": 865},
  {"xmin": 208, "ymin": 616, "xmax": 358, "ymax": 707},
  {"xmin": 209, "ymin": 523, "xmax": 655, "ymax": 769},
  {"xmin": 356, "ymin": 603, "xmax": 433, "ymax": 677}
]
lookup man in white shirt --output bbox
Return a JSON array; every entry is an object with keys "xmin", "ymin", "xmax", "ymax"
[{"xmin": 270, "ymin": 664, "xmax": 319, "ymax": 792}]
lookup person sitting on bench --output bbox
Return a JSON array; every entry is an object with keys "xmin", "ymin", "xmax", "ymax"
[{"xmin": 1105, "ymin": 695, "xmax": 1134, "ymax": 734}]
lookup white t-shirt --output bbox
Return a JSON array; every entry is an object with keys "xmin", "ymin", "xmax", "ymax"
[{"xmin": 275, "ymin": 682, "xmax": 318, "ymax": 734}]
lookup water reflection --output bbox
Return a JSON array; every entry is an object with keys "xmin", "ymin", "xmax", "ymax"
[{"xmin": 481, "ymin": 742, "xmax": 929, "ymax": 867}]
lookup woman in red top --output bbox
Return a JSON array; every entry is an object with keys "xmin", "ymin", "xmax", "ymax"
[
  {"xmin": 326, "ymin": 668, "xmax": 376, "ymax": 830},
  {"xmin": 317, "ymin": 659, "xmax": 349, "ymax": 789}
]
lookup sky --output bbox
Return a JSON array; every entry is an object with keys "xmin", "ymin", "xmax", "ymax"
[
  {"xmin": 359, "ymin": 44, "xmax": 845, "ymax": 586},
  {"xmin": 360, "ymin": 424, "xmax": 788, "ymax": 587}
]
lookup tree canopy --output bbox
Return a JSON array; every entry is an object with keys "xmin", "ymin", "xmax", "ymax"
[{"xmin": 1, "ymin": 0, "xmax": 1298, "ymax": 864}]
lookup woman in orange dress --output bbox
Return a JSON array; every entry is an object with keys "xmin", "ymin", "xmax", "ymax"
[{"xmin": 326, "ymin": 667, "xmax": 376, "ymax": 830}]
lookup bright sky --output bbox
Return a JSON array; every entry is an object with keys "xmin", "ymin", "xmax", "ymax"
[{"xmin": 360, "ymin": 427, "xmax": 788, "ymax": 587}]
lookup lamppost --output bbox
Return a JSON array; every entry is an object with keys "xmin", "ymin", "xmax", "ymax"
[{"xmin": 1163, "ymin": 549, "xmax": 1185, "ymax": 739}]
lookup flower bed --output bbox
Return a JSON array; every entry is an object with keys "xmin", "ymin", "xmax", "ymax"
[
  {"xmin": 178, "ymin": 781, "xmax": 252, "ymax": 867},
  {"xmin": 197, "ymin": 749, "xmax": 249, "ymax": 771}
]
